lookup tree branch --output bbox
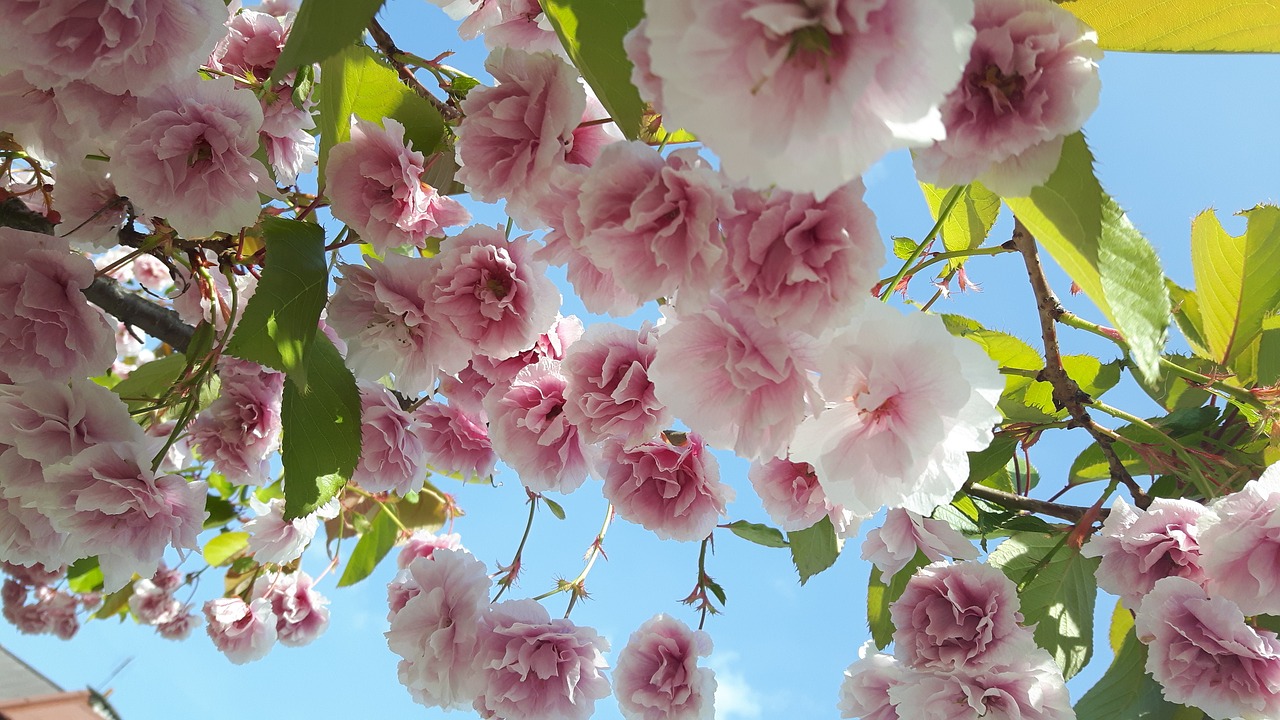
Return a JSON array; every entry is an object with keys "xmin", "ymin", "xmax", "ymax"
[
  {"xmin": 1011, "ymin": 219, "xmax": 1150, "ymax": 508},
  {"xmin": 367, "ymin": 19, "xmax": 463, "ymax": 123},
  {"xmin": 966, "ymin": 484, "xmax": 1108, "ymax": 524}
]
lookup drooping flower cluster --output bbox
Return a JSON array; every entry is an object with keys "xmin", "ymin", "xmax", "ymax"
[{"xmin": 205, "ymin": 570, "xmax": 330, "ymax": 664}]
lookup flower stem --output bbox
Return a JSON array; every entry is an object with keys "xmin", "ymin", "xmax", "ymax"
[{"xmin": 880, "ymin": 184, "xmax": 965, "ymax": 302}]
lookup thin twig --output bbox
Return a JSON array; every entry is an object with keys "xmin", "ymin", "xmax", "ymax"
[
  {"xmin": 966, "ymin": 484, "xmax": 1108, "ymax": 523},
  {"xmin": 367, "ymin": 19, "xmax": 462, "ymax": 123},
  {"xmin": 1011, "ymin": 219, "xmax": 1150, "ymax": 508}
]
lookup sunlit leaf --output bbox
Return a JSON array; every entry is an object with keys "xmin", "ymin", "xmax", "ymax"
[
  {"xmin": 866, "ymin": 551, "xmax": 930, "ymax": 649},
  {"xmin": 1190, "ymin": 205, "xmax": 1280, "ymax": 368},
  {"xmin": 204, "ymin": 532, "xmax": 251, "ymax": 567},
  {"xmin": 1062, "ymin": 0, "xmax": 1280, "ymax": 53},
  {"xmin": 338, "ymin": 508, "xmax": 399, "ymax": 587},
  {"xmin": 919, "ymin": 182, "xmax": 1001, "ymax": 269},
  {"xmin": 787, "ymin": 515, "xmax": 840, "ymax": 585},
  {"xmin": 271, "ymin": 0, "xmax": 385, "ymax": 83},
  {"xmin": 724, "ymin": 520, "xmax": 789, "ymax": 549},
  {"xmin": 1098, "ymin": 196, "xmax": 1170, "ymax": 386}
]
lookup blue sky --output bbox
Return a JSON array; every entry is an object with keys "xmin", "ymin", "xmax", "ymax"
[{"xmin": 4, "ymin": 4, "xmax": 1280, "ymax": 719}]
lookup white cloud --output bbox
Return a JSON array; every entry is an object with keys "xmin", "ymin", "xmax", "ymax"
[{"xmin": 709, "ymin": 652, "xmax": 763, "ymax": 720}]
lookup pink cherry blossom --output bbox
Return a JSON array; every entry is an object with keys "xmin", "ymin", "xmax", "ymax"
[
  {"xmin": 52, "ymin": 82, "xmax": 147, "ymax": 161},
  {"xmin": 0, "ymin": 378, "xmax": 144, "ymax": 465},
  {"xmin": 260, "ymin": 90, "xmax": 318, "ymax": 186},
  {"xmin": 862, "ymin": 509, "xmax": 978, "ymax": 579},
  {"xmin": 0, "ymin": 228, "xmax": 115, "ymax": 383},
  {"xmin": 431, "ymin": 225, "xmax": 561, "ymax": 372},
  {"xmin": 791, "ymin": 302, "xmax": 1002, "ymax": 517},
  {"xmin": 51, "ymin": 163, "xmax": 127, "ymax": 250},
  {"xmin": 638, "ymin": 0, "xmax": 975, "ymax": 198},
  {"xmin": 1199, "ymin": 463, "xmax": 1280, "ymax": 615},
  {"xmin": 40, "ymin": 441, "xmax": 207, "ymax": 592},
  {"xmin": 575, "ymin": 143, "xmax": 726, "ymax": 308},
  {"xmin": 428, "ymin": 0, "xmax": 502, "ymax": 41},
  {"xmin": 0, "ymin": 492, "xmax": 66, "ymax": 571},
  {"xmin": 0, "ymin": 0, "xmax": 225, "ymax": 95},
  {"xmin": 483, "ymin": 361, "xmax": 595, "ymax": 493},
  {"xmin": 388, "ymin": 549, "xmax": 492, "ymax": 710},
  {"xmin": 623, "ymin": 22, "xmax": 663, "ymax": 110},
  {"xmin": 328, "ymin": 253, "xmax": 454, "ymax": 395},
  {"xmin": 397, "ymin": 531, "xmax": 465, "ymax": 570},
  {"xmin": 131, "ymin": 254, "xmax": 172, "ymax": 293},
  {"xmin": 0, "ymin": 73, "xmax": 80, "ymax": 163},
  {"xmin": 156, "ymin": 605, "xmax": 202, "ymax": 640},
  {"xmin": 243, "ymin": 497, "xmax": 340, "ymax": 565},
  {"xmin": 205, "ymin": 596, "xmax": 279, "ymax": 664},
  {"xmin": 414, "ymin": 402, "xmax": 499, "ymax": 483},
  {"xmin": 602, "ymin": 433, "xmax": 732, "ymax": 542},
  {"xmin": 472, "ymin": 599, "xmax": 611, "ymax": 720},
  {"xmin": 255, "ymin": 571, "xmax": 329, "ymax": 647},
  {"xmin": 172, "ymin": 256, "xmax": 258, "ymax": 331},
  {"xmin": 614, "ymin": 613, "xmax": 716, "ymax": 720},
  {"xmin": 887, "ymin": 648, "xmax": 1074, "ymax": 720},
  {"xmin": 470, "ymin": 314, "xmax": 583, "ymax": 388},
  {"xmin": 254, "ymin": 0, "xmax": 298, "ymax": 16},
  {"xmin": 484, "ymin": 0, "xmax": 562, "ymax": 53},
  {"xmin": 189, "ymin": 358, "xmax": 285, "ymax": 486},
  {"xmin": 1135, "ymin": 576, "xmax": 1280, "ymax": 720},
  {"xmin": 747, "ymin": 457, "xmax": 849, "ymax": 533},
  {"xmin": 326, "ymin": 118, "xmax": 470, "ymax": 253},
  {"xmin": 890, "ymin": 561, "xmax": 1032, "ymax": 672},
  {"xmin": 353, "ymin": 382, "xmax": 431, "ymax": 495},
  {"xmin": 208, "ymin": 8, "xmax": 290, "ymax": 81},
  {"xmin": 838, "ymin": 645, "xmax": 908, "ymax": 720},
  {"xmin": 718, "ymin": 180, "xmax": 882, "ymax": 335},
  {"xmin": 913, "ymin": 0, "xmax": 1101, "ymax": 196},
  {"xmin": 649, "ymin": 298, "xmax": 818, "ymax": 461},
  {"xmin": 1080, "ymin": 496, "xmax": 1208, "ymax": 611},
  {"xmin": 111, "ymin": 77, "xmax": 274, "ymax": 237},
  {"xmin": 562, "ymin": 322, "xmax": 670, "ymax": 446},
  {"xmin": 129, "ymin": 579, "xmax": 183, "ymax": 626},
  {"xmin": 9, "ymin": 586, "xmax": 81, "ymax": 640}
]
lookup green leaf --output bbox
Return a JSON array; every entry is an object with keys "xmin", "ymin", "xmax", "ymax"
[
  {"xmin": 316, "ymin": 44, "xmax": 446, "ymax": 180},
  {"xmin": 1190, "ymin": 205, "xmax": 1280, "ymax": 367},
  {"xmin": 1233, "ymin": 315, "xmax": 1280, "ymax": 386},
  {"xmin": 892, "ymin": 236, "xmax": 919, "ymax": 261},
  {"xmin": 966, "ymin": 434, "xmax": 1019, "ymax": 486},
  {"xmin": 1074, "ymin": 631, "xmax": 1199, "ymax": 719},
  {"xmin": 941, "ymin": 314, "xmax": 1057, "ymax": 422},
  {"xmin": 67, "ymin": 557, "xmax": 103, "ymax": 594},
  {"xmin": 1061, "ymin": 0, "xmax": 1280, "ymax": 53},
  {"xmin": 1062, "ymin": 354, "xmax": 1123, "ymax": 402},
  {"xmin": 338, "ymin": 507, "xmax": 399, "ymax": 587},
  {"xmin": 866, "ymin": 550, "xmax": 931, "ymax": 649},
  {"xmin": 110, "ymin": 353, "xmax": 189, "ymax": 412},
  {"xmin": 396, "ymin": 483, "xmax": 448, "ymax": 531},
  {"xmin": 724, "ymin": 520, "xmax": 789, "ymax": 549},
  {"xmin": 1005, "ymin": 133, "xmax": 1107, "ymax": 316},
  {"xmin": 281, "ymin": 333, "xmax": 362, "ymax": 520},
  {"xmin": 270, "ymin": 0, "xmax": 385, "ymax": 84},
  {"xmin": 1136, "ymin": 353, "xmax": 1215, "ymax": 412},
  {"xmin": 988, "ymin": 531, "xmax": 1099, "ymax": 679},
  {"xmin": 204, "ymin": 531, "xmax": 250, "ymax": 567},
  {"xmin": 541, "ymin": 0, "xmax": 647, "ymax": 140},
  {"xmin": 1165, "ymin": 280, "xmax": 1212, "ymax": 358},
  {"xmin": 1109, "ymin": 598, "xmax": 1133, "ymax": 655},
  {"xmin": 919, "ymin": 182, "xmax": 1001, "ymax": 268},
  {"xmin": 543, "ymin": 497, "xmax": 566, "ymax": 521},
  {"xmin": 226, "ymin": 217, "xmax": 327, "ymax": 387},
  {"xmin": 94, "ymin": 583, "xmax": 135, "ymax": 620},
  {"xmin": 1098, "ymin": 197, "xmax": 1170, "ymax": 386},
  {"xmin": 204, "ymin": 494, "xmax": 238, "ymax": 530},
  {"xmin": 787, "ymin": 515, "xmax": 840, "ymax": 585}
]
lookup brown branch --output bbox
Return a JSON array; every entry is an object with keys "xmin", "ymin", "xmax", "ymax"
[
  {"xmin": 966, "ymin": 485, "xmax": 1108, "ymax": 524},
  {"xmin": 1011, "ymin": 220, "xmax": 1150, "ymax": 508},
  {"xmin": 367, "ymin": 19, "xmax": 463, "ymax": 123}
]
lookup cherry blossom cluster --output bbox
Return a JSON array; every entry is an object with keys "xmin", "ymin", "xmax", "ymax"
[
  {"xmin": 205, "ymin": 570, "xmax": 330, "ymax": 664},
  {"xmin": 839, "ymin": 561, "xmax": 1074, "ymax": 720},
  {"xmin": 1081, "ymin": 464, "xmax": 1280, "ymax": 719},
  {"xmin": 128, "ymin": 564, "xmax": 202, "ymax": 641},
  {"xmin": 1, "ymin": 562, "xmax": 95, "ymax": 641},
  {"xmin": 386, "ymin": 532, "xmax": 715, "ymax": 720}
]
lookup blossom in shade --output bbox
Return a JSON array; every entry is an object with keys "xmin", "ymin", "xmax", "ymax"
[
  {"xmin": 414, "ymin": 402, "xmax": 498, "ymax": 483},
  {"xmin": 431, "ymin": 225, "xmax": 560, "ymax": 372},
  {"xmin": 112, "ymin": 77, "xmax": 274, "ymax": 237},
  {"xmin": 1081, "ymin": 496, "xmax": 1208, "ymax": 611},
  {"xmin": 172, "ymin": 256, "xmax": 258, "ymax": 331},
  {"xmin": 1135, "ymin": 576, "xmax": 1280, "ymax": 720},
  {"xmin": 614, "ymin": 613, "xmax": 716, "ymax": 720},
  {"xmin": 260, "ymin": 90, "xmax": 318, "ymax": 186},
  {"xmin": 790, "ymin": 302, "xmax": 1002, "ymax": 517},
  {"xmin": 0, "ymin": 0, "xmax": 225, "ymax": 95},
  {"xmin": 189, "ymin": 359, "xmax": 285, "ymax": 486},
  {"xmin": 0, "ymin": 228, "xmax": 116, "ymax": 383},
  {"xmin": 388, "ymin": 549, "xmax": 492, "ymax": 710},
  {"xmin": 838, "ymin": 644, "xmax": 907, "ymax": 720},
  {"xmin": 862, "ymin": 509, "xmax": 978, "ymax": 579},
  {"xmin": 0, "ymin": 73, "xmax": 79, "ymax": 163},
  {"xmin": 327, "ymin": 253, "xmax": 454, "ymax": 395},
  {"xmin": 129, "ymin": 579, "xmax": 183, "ymax": 626},
  {"xmin": 397, "ymin": 531, "xmax": 464, "ymax": 570},
  {"xmin": 208, "ymin": 9, "xmax": 291, "ymax": 81},
  {"xmin": 887, "ymin": 648, "xmax": 1074, "ymax": 720},
  {"xmin": 747, "ymin": 457, "xmax": 850, "ymax": 533},
  {"xmin": 483, "ymin": 361, "xmax": 595, "ymax": 493},
  {"xmin": 602, "ymin": 433, "xmax": 731, "ymax": 542},
  {"xmin": 718, "ymin": 180, "xmax": 882, "ymax": 335},
  {"xmin": 637, "ymin": 0, "xmax": 975, "ymax": 198},
  {"xmin": 563, "ymin": 322, "xmax": 670, "ymax": 446},
  {"xmin": 575, "ymin": 143, "xmax": 726, "ymax": 308},
  {"xmin": 472, "ymin": 599, "xmax": 611, "ymax": 720},
  {"xmin": 157, "ymin": 605, "xmax": 202, "ymax": 640},
  {"xmin": 205, "ymin": 596, "xmax": 279, "ymax": 664},
  {"xmin": 0, "ymin": 493, "xmax": 66, "ymax": 571},
  {"xmin": 353, "ymin": 382, "xmax": 431, "ymax": 495},
  {"xmin": 243, "ymin": 497, "xmax": 339, "ymax": 566},
  {"xmin": 0, "ymin": 378, "xmax": 144, "ymax": 465},
  {"xmin": 1199, "ymin": 463, "xmax": 1280, "ymax": 616},
  {"xmin": 913, "ymin": 0, "xmax": 1101, "ymax": 196},
  {"xmin": 52, "ymin": 162, "xmax": 128, "ymax": 250},
  {"xmin": 255, "ymin": 572, "xmax": 329, "ymax": 647},
  {"xmin": 484, "ymin": 0, "xmax": 562, "ymax": 53},
  {"xmin": 890, "ymin": 562, "xmax": 1031, "ymax": 672},
  {"xmin": 649, "ymin": 298, "xmax": 818, "ymax": 461},
  {"xmin": 326, "ymin": 118, "xmax": 469, "ymax": 253}
]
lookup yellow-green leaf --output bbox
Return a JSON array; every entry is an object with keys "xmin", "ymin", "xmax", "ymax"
[
  {"xmin": 920, "ymin": 182, "xmax": 1001, "ymax": 269},
  {"xmin": 1098, "ymin": 196, "xmax": 1170, "ymax": 386},
  {"xmin": 271, "ymin": 0, "xmax": 385, "ymax": 83},
  {"xmin": 1190, "ymin": 205, "xmax": 1280, "ymax": 367},
  {"xmin": 541, "ymin": 0, "xmax": 648, "ymax": 140},
  {"xmin": 1062, "ymin": 0, "xmax": 1280, "ymax": 53},
  {"xmin": 204, "ymin": 532, "xmax": 250, "ymax": 567},
  {"xmin": 1108, "ymin": 598, "xmax": 1133, "ymax": 655}
]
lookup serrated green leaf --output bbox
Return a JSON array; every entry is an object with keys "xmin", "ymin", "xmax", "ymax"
[
  {"xmin": 867, "ymin": 550, "xmax": 930, "ymax": 649},
  {"xmin": 892, "ymin": 236, "xmax": 919, "ymax": 261},
  {"xmin": 787, "ymin": 515, "xmax": 840, "ymax": 585},
  {"xmin": 919, "ymin": 182, "xmax": 1001, "ymax": 268},
  {"xmin": 705, "ymin": 579, "xmax": 727, "ymax": 607},
  {"xmin": 1062, "ymin": 0, "xmax": 1280, "ymax": 53},
  {"xmin": 1191, "ymin": 206, "xmax": 1280, "ymax": 368},
  {"xmin": 988, "ymin": 531, "xmax": 1098, "ymax": 679},
  {"xmin": 204, "ymin": 494, "xmax": 238, "ymax": 530},
  {"xmin": 67, "ymin": 557, "xmax": 103, "ymax": 594},
  {"xmin": 966, "ymin": 434, "xmax": 1019, "ymax": 486},
  {"xmin": 338, "ymin": 507, "xmax": 399, "ymax": 587},
  {"xmin": 543, "ymin": 497, "xmax": 566, "ymax": 521},
  {"xmin": 271, "ymin": 0, "xmax": 385, "ymax": 84},
  {"xmin": 110, "ymin": 353, "xmax": 189, "ymax": 412},
  {"xmin": 1109, "ymin": 598, "xmax": 1133, "ymax": 655},
  {"xmin": 1098, "ymin": 197, "xmax": 1170, "ymax": 386},
  {"xmin": 317, "ymin": 44, "xmax": 445, "ymax": 180},
  {"xmin": 1165, "ymin": 280, "xmax": 1212, "ymax": 358},
  {"xmin": 226, "ymin": 217, "xmax": 327, "ymax": 387},
  {"xmin": 204, "ymin": 531, "xmax": 250, "ymax": 567},
  {"xmin": 941, "ymin": 314, "xmax": 1057, "ymax": 422},
  {"xmin": 1074, "ymin": 630, "xmax": 1200, "ymax": 719},
  {"xmin": 1233, "ymin": 315, "xmax": 1280, "ymax": 386},
  {"xmin": 281, "ymin": 333, "xmax": 361, "ymax": 520},
  {"xmin": 1136, "ymin": 353, "xmax": 1214, "ymax": 412},
  {"xmin": 542, "ymin": 0, "xmax": 648, "ymax": 140},
  {"xmin": 724, "ymin": 520, "xmax": 789, "ymax": 549},
  {"xmin": 1062, "ymin": 354, "xmax": 1123, "ymax": 402}
]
